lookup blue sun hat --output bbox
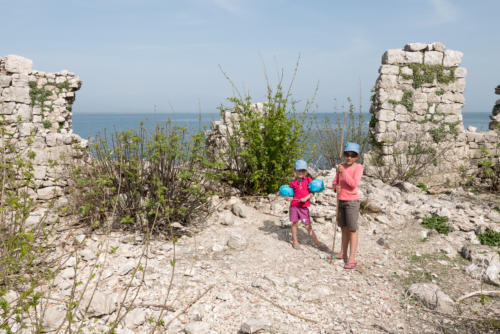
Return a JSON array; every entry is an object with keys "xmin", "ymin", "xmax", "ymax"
[
  {"xmin": 343, "ymin": 142, "xmax": 360, "ymax": 154},
  {"xmin": 294, "ymin": 159, "xmax": 307, "ymax": 170},
  {"xmin": 279, "ymin": 185, "xmax": 294, "ymax": 197},
  {"xmin": 308, "ymin": 179, "xmax": 325, "ymax": 193}
]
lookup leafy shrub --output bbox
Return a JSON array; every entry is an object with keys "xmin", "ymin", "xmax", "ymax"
[
  {"xmin": 217, "ymin": 67, "xmax": 312, "ymax": 195},
  {"xmin": 421, "ymin": 215, "xmax": 452, "ymax": 235},
  {"xmin": 477, "ymin": 230, "xmax": 500, "ymax": 247},
  {"xmin": 314, "ymin": 97, "xmax": 370, "ymax": 169},
  {"xmin": 72, "ymin": 121, "xmax": 218, "ymax": 234}
]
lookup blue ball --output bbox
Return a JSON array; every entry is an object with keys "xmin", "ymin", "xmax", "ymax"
[
  {"xmin": 308, "ymin": 179, "xmax": 325, "ymax": 193},
  {"xmin": 279, "ymin": 185, "xmax": 294, "ymax": 197}
]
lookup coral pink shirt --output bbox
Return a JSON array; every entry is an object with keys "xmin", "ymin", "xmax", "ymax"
[
  {"xmin": 290, "ymin": 176, "xmax": 312, "ymax": 207},
  {"xmin": 332, "ymin": 163, "xmax": 363, "ymax": 201}
]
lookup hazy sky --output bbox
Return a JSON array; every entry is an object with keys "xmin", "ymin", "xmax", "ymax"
[{"xmin": 1, "ymin": 0, "xmax": 499, "ymax": 114}]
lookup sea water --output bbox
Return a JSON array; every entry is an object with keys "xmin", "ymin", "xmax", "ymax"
[{"xmin": 73, "ymin": 112, "xmax": 493, "ymax": 141}]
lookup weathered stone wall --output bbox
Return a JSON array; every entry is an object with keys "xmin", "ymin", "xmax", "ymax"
[
  {"xmin": 365, "ymin": 42, "xmax": 499, "ymax": 185},
  {"xmin": 489, "ymin": 84, "xmax": 500, "ymax": 131},
  {"xmin": 0, "ymin": 55, "xmax": 87, "ymax": 203}
]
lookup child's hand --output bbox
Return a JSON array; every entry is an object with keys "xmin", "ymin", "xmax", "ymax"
[
  {"xmin": 299, "ymin": 197, "xmax": 307, "ymax": 202},
  {"xmin": 337, "ymin": 164, "xmax": 345, "ymax": 174},
  {"xmin": 336, "ymin": 185, "xmax": 341, "ymax": 193}
]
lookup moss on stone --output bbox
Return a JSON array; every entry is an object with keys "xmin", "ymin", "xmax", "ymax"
[{"xmin": 401, "ymin": 64, "xmax": 457, "ymax": 89}]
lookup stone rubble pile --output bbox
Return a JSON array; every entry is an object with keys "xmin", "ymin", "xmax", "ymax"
[
  {"xmin": 0, "ymin": 55, "xmax": 87, "ymax": 203},
  {"xmin": 21, "ymin": 169, "xmax": 498, "ymax": 333},
  {"xmin": 365, "ymin": 42, "xmax": 498, "ymax": 185}
]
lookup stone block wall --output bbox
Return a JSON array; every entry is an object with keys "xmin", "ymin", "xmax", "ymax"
[
  {"xmin": 365, "ymin": 42, "xmax": 498, "ymax": 185},
  {"xmin": 489, "ymin": 84, "xmax": 500, "ymax": 131},
  {"xmin": 0, "ymin": 55, "xmax": 88, "ymax": 202}
]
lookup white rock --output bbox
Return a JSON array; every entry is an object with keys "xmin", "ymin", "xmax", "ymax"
[
  {"xmin": 407, "ymin": 283, "xmax": 455, "ymax": 313},
  {"xmin": 82, "ymin": 291, "xmax": 117, "ymax": 316},
  {"xmin": 443, "ymin": 50, "xmax": 463, "ymax": 67},
  {"xmin": 240, "ymin": 318, "xmax": 272, "ymax": 334},
  {"xmin": 423, "ymin": 51, "xmax": 444, "ymax": 65},
  {"xmin": 118, "ymin": 262, "xmax": 136, "ymax": 276},
  {"xmin": 404, "ymin": 42, "xmax": 428, "ymax": 51},
  {"xmin": 124, "ymin": 308, "xmax": 146, "ymax": 329},
  {"xmin": 80, "ymin": 248, "xmax": 97, "ymax": 261},
  {"xmin": 5, "ymin": 55, "xmax": 33, "ymax": 74},
  {"xmin": 227, "ymin": 232, "xmax": 248, "ymax": 250},
  {"xmin": 231, "ymin": 203, "xmax": 248, "ymax": 218},
  {"xmin": 184, "ymin": 321, "xmax": 211, "ymax": 334},
  {"xmin": 432, "ymin": 42, "xmax": 446, "ymax": 52},
  {"xmin": 382, "ymin": 49, "xmax": 406, "ymax": 65},
  {"xmin": 42, "ymin": 306, "xmax": 66, "ymax": 332}
]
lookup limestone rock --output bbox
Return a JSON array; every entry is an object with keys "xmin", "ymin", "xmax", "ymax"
[
  {"xmin": 231, "ymin": 203, "xmax": 248, "ymax": 218},
  {"xmin": 82, "ymin": 291, "xmax": 117, "ymax": 316},
  {"xmin": 124, "ymin": 308, "xmax": 146, "ymax": 329},
  {"xmin": 407, "ymin": 283, "xmax": 455, "ymax": 313},
  {"xmin": 5, "ymin": 55, "xmax": 33, "ymax": 74},
  {"xmin": 184, "ymin": 321, "xmax": 210, "ymax": 334},
  {"xmin": 424, "ymin": 51, "xmax": 444, "ymax": 65},
  {"xmin": 42, "ymin": 306, "xmax": 66, "ymax": 332},
  {"xmin": 404, "ymin": 42, "xmax": 428, "ymax": 51},
  {"xmin": 227, "ymin": 232, "xmax": 248, "ymax": 250},
  {"xmin": 240, "ymin": 318, "xmax": 272, "ymax": 333}
]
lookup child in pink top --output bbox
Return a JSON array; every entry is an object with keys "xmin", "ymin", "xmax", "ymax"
[
  {"xmin": 288, "ymin": 159, "xmax": 326, "ymax": 250},
  {"xmin": 332, "ymin": 142, "xmax": 363, "ymax": 269}
]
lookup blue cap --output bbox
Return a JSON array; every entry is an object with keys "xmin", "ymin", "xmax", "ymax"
[
  {"xmin": 343, "ymin": 142, "xmax": 360, "ymax": 154},
  {"xmin": 294, "ymin": 159, "xmax": 307, "ymax": 170}
]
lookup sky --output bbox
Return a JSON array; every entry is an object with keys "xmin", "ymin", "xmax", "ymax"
[{"xmin": 1, "ymin": 0, "xmax": 499, "ymax": 114}]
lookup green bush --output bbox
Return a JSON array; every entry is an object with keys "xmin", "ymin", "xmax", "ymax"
[
  {"xmin": 422, "ymin": 215, "xmax": 452, "ymax": 235},
  {"xmin": 314, "ymin": 97, "xmax": 370, "ymax": 169},
  {"xmin": 72, "ymin": 120, "xmax": 218, "ymax": 234},
  {"xmin": 217, "ymin": 69, "xmax": 312, "ymax": 195},
  {"xmin": 477, "ymin": 230, "xmax": 500, "ymax": 247}
]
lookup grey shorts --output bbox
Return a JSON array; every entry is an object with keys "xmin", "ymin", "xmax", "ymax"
[{"xmin": 338, "ymin": 200, "xmax": 360, "ymax": 232}]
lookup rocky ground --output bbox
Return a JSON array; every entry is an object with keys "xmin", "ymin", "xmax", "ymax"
[{"xmin": 11, "ymin": 170, "xmax": 500, "ymax": 333}]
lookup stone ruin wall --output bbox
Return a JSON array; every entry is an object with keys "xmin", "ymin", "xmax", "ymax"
[
  {"xmin": 490, "ymin": 84, "xmax": 500, "ymax": 131},
  {"xmin": 365, "ymin": 42, "xmax": 499, "ymax": 186},
  {"xmin": 0, "ymin": 55, "xmax": 87, "ymax": 204}
]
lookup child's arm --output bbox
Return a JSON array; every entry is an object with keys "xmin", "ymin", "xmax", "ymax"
[
  {"xmin": 299, "ymin": 193, "xmax": 312, "ymax": 202},
  {"xmin": 332, "ymin": 172, "xmax": 339, "ymax": 192},
  {"xmin": 342, "ymin": 165, "xmax": 363, "ymax": 188}
]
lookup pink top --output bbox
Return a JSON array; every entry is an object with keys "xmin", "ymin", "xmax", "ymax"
[
  {"xmin": 290, "ymin": 176, "xmax": 312, "ymax": 207},
  {"xmin": 332, "ymin": 163, "xmax": 363, "ymax": 201}
]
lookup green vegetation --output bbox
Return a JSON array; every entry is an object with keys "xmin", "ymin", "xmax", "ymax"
[
  {"xmin": 388, "ymin": 90, "xmax": 414, "ymax": 112},
  {"xmin": 416, "ymin": 182, "xmax": 429, "ymax": 192},
  {"xmin": 436, "ymin": 88, "xmax": 445, "ymax": 96},
  {"xmin": 422, "ymin": 215, "xmax": 452, "ymax": 235},
  {"xmin": 73, "ymin": 121, "xmax": 218, "ymax": 233},
  {"xmin": 218, "ymin": 64, "xmax": 314, "ymax": 194},
  {"xmin": 314, "ymin": 97, "xmax": 369, "ymax": 169},
  {"xmin": 400, "ymin": 63, "xmax": 457, "ymax": 89},
  {"xmin": 477, "ymin": 230, "xmax": 500, "ymax": 247},
  {"xmin": 42, "ymin": 120, "xmax": 52, "ymax": 129}
]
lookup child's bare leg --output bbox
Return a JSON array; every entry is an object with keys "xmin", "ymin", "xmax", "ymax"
[
  {"xmin": 305, "ymin": 224, "xmax": 320, "ymax": 247},
  {"xmin": 335, "ymin": 227, "xmax": 349, "ymax": 259},
  {"xmin": 347, "ymin": 230, "xmax": 358, "ymax": 263},
  {"xmin": 291, "ymin": 222, "xmax": 300, "ymax": 248}
]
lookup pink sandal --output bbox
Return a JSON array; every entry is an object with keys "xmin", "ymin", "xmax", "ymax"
[{"xmin": 344, "ymin": 262, "xmax": 357, "ymax": 269}]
